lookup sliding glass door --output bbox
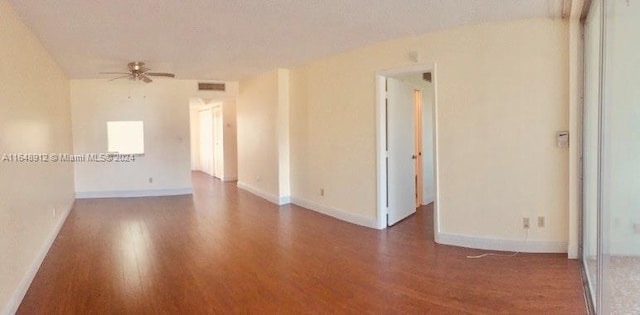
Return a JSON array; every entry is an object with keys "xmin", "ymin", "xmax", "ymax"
[
  {"xmin": 582, "ymin": 0, "xmax": 600, "ymax": 307},
  {"xmin": 583, "ymin": 0, "xmax": 640, "ymax": 313}
]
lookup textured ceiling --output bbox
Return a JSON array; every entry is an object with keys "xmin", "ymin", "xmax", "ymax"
[{"xmin": 8, "ymin": 0, "xmax": 564, "ymax": 80}]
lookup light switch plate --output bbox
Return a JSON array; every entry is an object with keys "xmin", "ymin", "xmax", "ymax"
[{"xmin": 557, "ymin": 131, "xmax": 569, "ymax": 148}]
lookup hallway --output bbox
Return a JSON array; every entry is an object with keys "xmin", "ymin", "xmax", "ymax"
[{"xmin": 18, "ymin": 172, "xmax": 586, "ymax": 314}]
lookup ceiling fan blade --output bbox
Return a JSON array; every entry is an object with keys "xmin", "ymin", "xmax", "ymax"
[
  {"xmin": 100, "ymin": 72, "xmax": 130, "ymax": 75},
  {"xmin": 108, "ymin": 75, "xmax": 131, "ymax": 81},
  {"xmin": 146, "ymin": 72, "xmax": 175, "ymax": 78},
  {"xmin": 141, "ymin": 74, "xmax": 153, "ymax": 83}
]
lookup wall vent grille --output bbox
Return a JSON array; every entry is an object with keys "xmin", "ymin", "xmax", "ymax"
[{"xmin": 198, "ymin": 82, "xmax": 226, "ymax": 91}]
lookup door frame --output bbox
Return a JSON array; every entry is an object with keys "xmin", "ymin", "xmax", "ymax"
[{"xmin": 375, "ymin": 63, "xmax": 439, "ymax": 234}]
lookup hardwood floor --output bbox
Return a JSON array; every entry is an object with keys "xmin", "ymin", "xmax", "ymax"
[{"xmin": 18, "ymin": 172, "xmax": 586, "ymax": 314}]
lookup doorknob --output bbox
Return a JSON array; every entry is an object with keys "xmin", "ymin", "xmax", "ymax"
[{"xmin": 412, "ymin": 155, "xmax": 417, "ymax": 159}]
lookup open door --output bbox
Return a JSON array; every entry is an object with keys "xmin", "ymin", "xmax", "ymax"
[
  {"xmin": 198, "ymin": 108, "xmax": 213, "ymax": 176},
  {"xmin": 386, "ymin": 77, "xmax": 417, "ymax": 225},
  {"xmin": 414, "ymin": 89, "xmax": 423, "ymax": 208}
]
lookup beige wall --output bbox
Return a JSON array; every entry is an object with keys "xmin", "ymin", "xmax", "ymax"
[
  {"xmin": 71, "ymin": 79, "xmax": 236, "ymax": 196},
  {"xmin": 288, "ymin": 18, "xmax": 570, "ymax": 245},
  {"xmin": 222, "ymin": 99, "xmax": 238, "ymax": 181},
  {"xmin": 189, "ymin": 98, "xmax": 204, "ymax": 171},
  {"xmin": 0, "ymin": 1, "xmax": 75, "ymax": 312},
  {"xmin": 237, "ymin": 70, "xmax": 280, "ymax": 198},
  {"xmin": 237, "ymin": 69, "xmax": 291, "ymax": 202},
  {"xmin": 277, "ymin": 69, "xmax": 291, "ymax": 198},
  {"xmin": 289, "ymin": 68, "xmax": 309, "ymax": 201}
]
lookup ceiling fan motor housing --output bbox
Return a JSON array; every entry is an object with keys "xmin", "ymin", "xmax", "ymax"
[{"xmin": 128, "ymin": 61, "xmax": 146, "ymax": 72}]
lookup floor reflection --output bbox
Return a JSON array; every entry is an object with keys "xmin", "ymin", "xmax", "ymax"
[{"xmin": 117, "ymin": 220, "xmax": 152, "ymax": 298}]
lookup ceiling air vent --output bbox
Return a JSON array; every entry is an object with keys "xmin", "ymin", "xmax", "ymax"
[{"xmin": 198, "ymin": 82, "xmax": 226, "ymax": 91}]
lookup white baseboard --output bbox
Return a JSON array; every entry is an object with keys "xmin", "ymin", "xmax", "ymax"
[
  {"xmin": 75, "ymin": 188, "xmax": 193, "ymax": 199},
  {"xmin": 291, "ymin": 197, "xmax": 378, "ymax": 229},
  {"xmin": 279, "ymin": 195, "xmax": 291, "ymax": 205},
  {"xmin": 236, "ymin": 181, "xmax": 290, "ymax": 205},
  {"xmin": 221, "ymin": 176, "xmax": 238, "ymax": 182},
  {"xmin": 436, "ymin": 232, "xmax": 568, "ymax": 253},
  {"xmin": 422, "ymin": 193, "xmax": 434, "ymax": 205},
  {"xmin": 567, "ymin": 243, "xmax": 579, "ymax": 259},
  {"xmin": 4, "ymin": 200, "xmax": 74, "ymax": 315}
]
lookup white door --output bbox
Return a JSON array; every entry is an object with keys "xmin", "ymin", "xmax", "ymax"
[
  {"xmin": 198, "ymin": 109, "xmax": 213, "ymax": 176},
  {"xmin": 387, "ymin": 77, "xmax": 416, "ymax": 225},
  {"xmin": 213, "ymin": 107, "xmax": 224, "ymax": 179}
]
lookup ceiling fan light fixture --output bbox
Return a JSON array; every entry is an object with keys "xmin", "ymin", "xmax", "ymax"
[{"xmin": 102, "ymin": 61, "xmax": 175, "ymax": 83}]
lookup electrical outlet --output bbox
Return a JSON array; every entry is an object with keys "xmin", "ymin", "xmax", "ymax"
[
  {"xmin": 633, "ymin": 223, "xmax": 640, "ymax": 235},
  {"xmin": 256, "ymin": 175, "xmax": 261, "ymax": 183},
  {"xmin": 52, "ymin": 207, "xmax": 56, "ymax": 218},
  {"xmin": 538, "ymin": 216, "xmax": 545, "ymax": 228},
  {"xmin": 320, "ymin": 188, "xmax": 324, "ymax": 196},
  {"xmin": 523, "ymin": 217, "xmax": 530, "ymax": 229},
  {"xmin": 149, "ymin": 177, "xmax": 153, "ymax": 184}
]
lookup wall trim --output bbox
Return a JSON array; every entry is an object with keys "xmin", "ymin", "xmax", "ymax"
[
  {"xmin": 422, "ymin": 193, "xmax": 434, "ymax": 205},
  {"xmin": 237, "ymin": 181, "xmax": 290, "ymax": 205},
  {"xmin": 221, "ymin": 176, "xmax": 238, "ymax": 182},
  {"xmin": 279, "ymin": 195, "xmax": 291, "ymax": 205},
  {"xmin": 291, "ymin": 197, "xmax": 378, "ymax": 229},
  {"xmin": 567, "ymin": 243, "xmax": 579, "ymax": 259},
  {"xmin": 4, "ymin": 200, "xmax": 74, "ymax": 315},
  {"xmin": 436, "ymin": 232, "xmax": 568, "ymax": 253},
  {"xmin": 75, "ymin": 188, "xmax": 193, "ymax": 199}
]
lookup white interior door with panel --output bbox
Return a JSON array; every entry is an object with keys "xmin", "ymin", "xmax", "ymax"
[{"xmin": 386, "ymin": 77, "xmax": 417, "ymax": 225}]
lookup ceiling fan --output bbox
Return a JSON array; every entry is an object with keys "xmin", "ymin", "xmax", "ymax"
[{"xmin": 101, "ymin": 61, "xmax": 175, "ymax": 83}]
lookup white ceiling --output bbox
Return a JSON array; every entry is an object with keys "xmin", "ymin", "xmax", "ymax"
[{"xmin": 8, "ymin": 0, "xmax": 564, "ymax": 80}]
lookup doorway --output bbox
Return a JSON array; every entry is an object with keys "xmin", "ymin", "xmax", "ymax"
[
  {"xmin": 190, "ymin": 99, "xmax": 225, "ymax": 180},
  {"xmin": 376, "ymin": 64, "xmax": 438, "ymax": 232},
  {"xmin": 189, "ymin": 96, "xmax": 238, "ymax": 183},
  {"xmin": 199, "ymin": 108, "xmax": 214, "ymax": 176},
  {"xmin": 414, "ymin": 89, "xmax": 423, "ymax": 208}
]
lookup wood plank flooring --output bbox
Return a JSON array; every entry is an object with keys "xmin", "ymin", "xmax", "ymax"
[{"xmin": 18, "ymin": 172, "xmax": 587, "ymax": 314}]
